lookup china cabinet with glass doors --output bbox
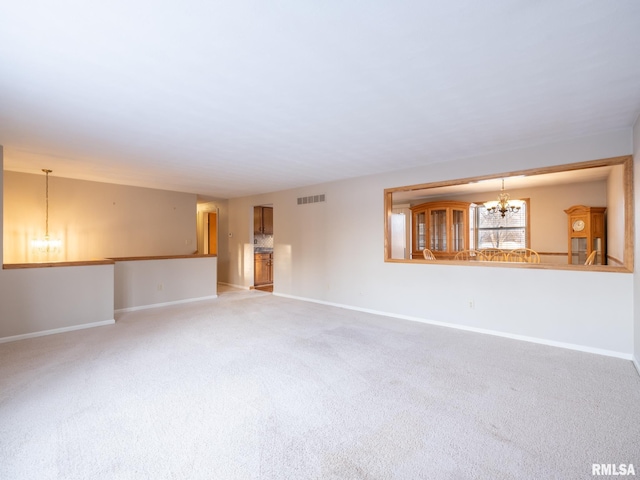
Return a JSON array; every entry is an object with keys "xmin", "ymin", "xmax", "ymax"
[{"xmin": 410, "ymin": 201, "xmax": 470, "ymax": 259}]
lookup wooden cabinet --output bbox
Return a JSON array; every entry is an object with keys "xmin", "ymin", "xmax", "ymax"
[
  {"xmin": 254, "ymin": 252, "xmax": 273, "ymax": 285},
  {"xmin": 254, "ymin": 206, "xmax": 273, "ymax": 235},
  {"xmin": 410, "ymin": 201, "xmax": 470, "ymax": 259},
  {"xmin": 564, "ymin": 205, "xmax": 606, "ymax": 265}
]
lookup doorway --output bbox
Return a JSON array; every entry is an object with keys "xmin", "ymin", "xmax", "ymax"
[
  {"xmin": 391, "ymin": 206, "xmax": 411, "ymax": 259},
  {"xmin": 253, "ymin": 205, "xmax": 274, "ymax": 292},
  {"xmin": 208, "ymin": 212, "xmax": 217, "ymax": 255},
  {"xmin": 198, "ymin": 205, "xmax": 221, "ymax": 287}
]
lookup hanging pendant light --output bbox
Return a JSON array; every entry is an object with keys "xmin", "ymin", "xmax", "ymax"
[
  {"xmin": 31, "ymin": 169, "xmax": 62, "ymax": 253},
  {"xmin": 483, "ymin": 178, "xmax": 524, "ymax": 218}
]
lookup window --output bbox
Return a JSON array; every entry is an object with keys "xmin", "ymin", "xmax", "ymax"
[{"xmin": 471, "ymin": 201, "xmax": 529, "ymax": 250}]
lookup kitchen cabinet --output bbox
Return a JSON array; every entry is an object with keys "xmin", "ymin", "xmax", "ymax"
[
  {"xmin": 254, "ymin": 206, "xmax": 273, "ymax": 235},
  {"xmin": 410, "ymin": 201, "xmax": 470, "ymax": 259},
  {"xmin": 565, "ymin": 205, "xmax": 606, "ymax": 265},
  {"xmin": 254, "ymin": 252, "xmax": 273, "ymax": 285}
]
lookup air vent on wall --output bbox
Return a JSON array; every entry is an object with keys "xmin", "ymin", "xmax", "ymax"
[{"xmin": 297, "ymin": 194, "xmax": 326, "ymax": 205}]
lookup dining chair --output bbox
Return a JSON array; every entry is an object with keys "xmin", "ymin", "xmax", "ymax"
[
  {"xmin": 488, "ymin": 251, "xmax": 509, "ymax": 262},
  {"xmin": 423, "ymin": 248, "xmax": 436, "ymax": 260},
  {"xmin": 508, "ymin": 248, "xmax": 540, "ymax": 263},
  {"xmin": 480, "ymin": 248, "xmax": 503, "ymax": 258},
  {"xmin": 584, "ymin": 250, "xmax": 597, "ymax": 265},
  {"xmin": 506, "ymin": 252, "xmax": 526, "ymax": 263},
  {"xmin": 454, "ymin": 250, "xmax": 487, "ymax": 261}
]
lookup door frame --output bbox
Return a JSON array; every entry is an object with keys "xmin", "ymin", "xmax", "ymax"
[
  {"xmin": 207, "ymin": 211, "xmax": 218, "ymax": 255},
  {"xmin": 253, "ymin": 204, "xmax": 274, "ymax": 288}
]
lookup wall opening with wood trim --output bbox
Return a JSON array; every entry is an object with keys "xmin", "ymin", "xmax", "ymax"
[{"xmin": 384, "ymin": 155, "xmax": 633, "ymax": 272}]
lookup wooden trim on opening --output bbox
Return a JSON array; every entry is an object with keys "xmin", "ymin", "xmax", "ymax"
[
  {"xmin": 3, "ymin": 254, "xmax": 216, "ymax": 269},
  {"xmin": 108, "ymin": 254, "xmax": 217, "ymax": 262},
  {"xmin": 623, "ymin": 157, "xmax": 635, "ymax": 272},
  {"xmin": 3, "ymin": 260, "xmax": 115, "ymax": 269},
  {"xmin": 384, "ymin": 190, "xmax": 393, "ymax": 260},
  {"xmin": 384, "ymin": 155, "xmax": 634, "ymax": 272},
  {"xmin": 384, "ymin": 257, "xmax": 629, "ymax": 273}
]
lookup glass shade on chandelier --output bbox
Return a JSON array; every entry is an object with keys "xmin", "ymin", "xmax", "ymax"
[
  {"xmin": 484, "ymin": 179, "xmax": 524, "ymax": 218},
  {"xmin": 31, "ymin": 169, "xmax": 62, "ymax": 253},
  {"xmin": 31, "ymin": 235, "xmax": 62, "ymax": 253}
]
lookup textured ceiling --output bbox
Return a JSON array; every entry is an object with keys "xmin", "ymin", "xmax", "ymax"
[{"xmin": 1, "ymin": 1, "xmax": 639, "ymax": 198}]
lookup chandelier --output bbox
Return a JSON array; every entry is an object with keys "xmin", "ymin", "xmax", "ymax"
[
  {"xmin": 31, "ymin": 169, "xmax": 62, "ymax": 253},
  {"xmin": 483, "ymin": 178, "xmax": 524, "ymax": 217}
]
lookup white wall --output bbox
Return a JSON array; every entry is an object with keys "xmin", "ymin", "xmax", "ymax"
[
  {"xmin": 0, "ymin": 265, "xmax": 115, "ymax": 340},
  {"xmin": 227, "ymin": 129, "xmax": 634, "ymax": 356},
  {"xmin": 633, "ymin": 116, "xmax": 640, "ymax": 369},
  {"xmin": 3, "ymin": 172, "xmax": 198, "ymax": 263},
  {"xmin": 114, "ymin": 257, "xmax": 217, "ymax": 311}
]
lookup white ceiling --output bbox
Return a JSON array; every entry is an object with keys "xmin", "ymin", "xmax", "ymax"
[{"xmin": 1, "ymin": 1, "xmax": 639, "ymax": 199}]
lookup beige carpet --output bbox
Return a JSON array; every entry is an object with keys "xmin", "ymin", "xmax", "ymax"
[{"xmin": 1, "ymin": 285, "xmax": 639, "ymax": 479}]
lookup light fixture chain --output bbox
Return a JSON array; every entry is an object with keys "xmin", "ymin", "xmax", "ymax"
[
  {"xmin": 43, "ymin": 169, "xmax": 52, "ymax": 237},
  {"xmin": 30, "ymin": 168, "xmax": 60, "ymax": 254}
]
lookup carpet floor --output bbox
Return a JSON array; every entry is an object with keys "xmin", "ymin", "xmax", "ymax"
[{"xmin": 1, "ymin": 285, "xmax": 639, "ymax": 479}]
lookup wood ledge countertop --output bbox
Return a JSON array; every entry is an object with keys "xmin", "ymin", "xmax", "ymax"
[
  {"xmin": 108, "ymin": 254, "xmax": 217, "ymax": 261},
  {"xmin": 3, "ymin": 254, "xmax": 217, "ymax": 269},
  {"xmin": 3, "ymin": 260, "xmax": 115, "ymax": 269}
]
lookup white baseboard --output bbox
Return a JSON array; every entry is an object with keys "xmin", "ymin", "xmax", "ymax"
[
  {"xmin": 273, "ymin": 293, "xmax": 633, "ymax": 361},
  {"xmin": 0, "ymin": 319, "xmax": 116, "ymax": 344},
  {"xmin": 633, "ymin": 356, "xmax": 640, "ymax": 377},
  {"xmin": 115, "ymin": 294, "xmax": 218, "ymax": 314}
]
